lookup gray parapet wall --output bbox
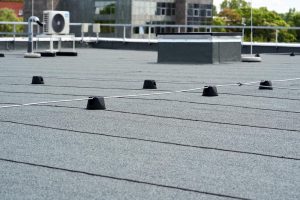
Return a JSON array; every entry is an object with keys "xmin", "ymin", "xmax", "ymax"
[{"xmin": 157, "ymin": 33, "xmax": 242, "ymax": 64}]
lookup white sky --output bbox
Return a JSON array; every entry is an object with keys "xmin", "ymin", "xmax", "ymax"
[{"xmin": 214, "ymin": 0, "xmax": 300, "ymax": 13}]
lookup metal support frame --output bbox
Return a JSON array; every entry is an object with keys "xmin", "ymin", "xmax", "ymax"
[
  {"xmin": 123, "ymin": 26, "xmax": 126, "ymax": 42},
  {"xmin": 36, "ymin": 34, "xmax": 76, "ymax": 53},
  {"xmin": 1, "ymin": 21, "xmax": 300, "ymax": 45}
]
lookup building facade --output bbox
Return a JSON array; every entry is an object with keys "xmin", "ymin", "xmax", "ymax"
[
  {"xmin": 95, "ymin": 0, "xmax": 213, "ymax": 37},
  {"xmin": 24, "ymin": 0, "xmax": 94, "ymax": 23},
  {"xmin": 23, "ymin": 0, "xmax": 95, "ymax": 35},
  {"xmin": 23, "ymin": 0, "xmax": 213, "ymax": 37},
  {"xmin": 24, "ymin": 0, "xmax": 59, "ymax": 21},
  {"xmin": 0, "ymin": 0, "xmax": 24, "ymax": 17}
]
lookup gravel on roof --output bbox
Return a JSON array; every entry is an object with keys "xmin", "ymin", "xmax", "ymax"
[{"xmin": 0, "ymin": 49, "xmax": 299, "ymax": 200}]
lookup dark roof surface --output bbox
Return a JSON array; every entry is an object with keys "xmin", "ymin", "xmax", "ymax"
[{"xmin": 0, "ymin": 49, "xmax": 299, "ymax": 200}]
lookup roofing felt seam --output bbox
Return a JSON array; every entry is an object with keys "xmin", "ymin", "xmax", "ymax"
[
  {"xmin": 0, "ymin": 98, "xmax": 90, "ymax": 109},
  {"xmin": 0, "ymin": 76, "xmax": 207, "ymax": 85},
  {"xmin": 218, "ymin": 92, "xmax": 300, "ymax": 101},
  {"xmin": 0, "ymin": 75, "xmax": 299, "ymax": 85},
  {"xmin": 1, "ymin": 98, "xmax": 299, "ymax": 114},
  {"xmin": 105, "ymin": 109, "xmax": 300, "ymax": 133},
  {"xmin": 116, "ymin": 97, "xmax": 300, "ymax": 114},
  {"xmin": 1, "ymin": 90, "xmax": 300, "ymax": 102},
  {"xmin": 1, "ymin": 50, "xmax": 299, "ymax": 199},
  {"xmin": 0, "ymin": 83, "xmax": 170, "ymax": 91},
  {"xmin": 0, "ymin": 104, "xmax": 298, "ymax": 132},
  {"xmin": 241, "ymin": 84, "xmax": 300, "ymax": 91},
  {"xmin": 0, "ymin": 158, "xmax": 252, "ymax": 200},
  {"xmin": 1, "ymin": 78, "xmax": 299, "ymax": 109},
  {"xmin": 0, "ymin": 76, "xmax": 299, "ymax": 84},
  {"xmin": 0, "ymin": 90, "xmax": 89, "ymax": 97},
  {"xmin": 0, "ymin": 119, "xmax": 299, "ymax": 161}
]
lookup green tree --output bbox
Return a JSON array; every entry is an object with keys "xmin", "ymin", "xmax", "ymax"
[
  {"xmin": 0, "ymin": 8, "xmax": 23, "ymax": 34},
  {"xmin": 219, "ymin": 8, "xmax": 242, "ymax": 25},
  {"xmin": 212, "ymin": 17, "xmax": 226, "ymax": 32},
  {"xmin": 220, "ymin": 0, "xmax": 249, "ymax": 10},
  {"xmin": 292, "ymin": 12, "xmax": 300, "ymax": 42},
  {"xmin": 218, "ymin": 8, "xmax": 242, "ymax": 33},
  {"xmin": 282, "ymin": 9, "xmax": 300, "ymax": 42},
  {"xmin": 282, "ymin": 8, "xmax": 296, "ymax": 24},
  {"xmin": 248, "ymin": 7, "xmax": 296, "ymax": 42},
  {"xmin": 218, "ymin": 0, "xmax": 296, "ymax": 42},
  {"xmin": 212, "ymin": 5, "xmax": 217, "ymax": 16}
]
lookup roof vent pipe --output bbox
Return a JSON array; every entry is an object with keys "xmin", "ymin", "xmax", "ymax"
[{"xmin": 24, "ymin": 16, "xmax": 43, "ymax": 58}]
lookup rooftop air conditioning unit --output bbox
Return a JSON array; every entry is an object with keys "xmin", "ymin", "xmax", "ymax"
[{"xmin": 43, "ymin": 10, "xmax": 70, "ymax": 35}]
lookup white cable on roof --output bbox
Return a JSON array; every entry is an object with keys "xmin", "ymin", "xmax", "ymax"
[
  {"xmin": 0, "ymin": 98, "xmax": 91, "ymax": 109},
  {"xmin": 0, "ymin": 78, "xmax": 299, "ymax": 109},
  {"xmin": 0, "ymin": 87, "xmax": 205, "ymax": 109},
  {"xmin": 242, "ymin": 85, "xmax": 300, "ymax": 90},
  {"xmin": 272, "ymin": 78, "xmax": 300, "ymax": 82},
  {"xmin": 104, "ymin": 87, "xmax": 204, "ymax": 99}
]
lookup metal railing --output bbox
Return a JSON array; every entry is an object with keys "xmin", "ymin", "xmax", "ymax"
[{"xmin": 1, "ymin": 21, "xmax": 300, "ymax": 44}]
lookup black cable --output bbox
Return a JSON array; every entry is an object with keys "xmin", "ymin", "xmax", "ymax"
[
  {"xmin": 0, "ymin": 157, "xmax": 252, "ymax": 200},
  {"xmin": 36, "ymin": 21, "xmax": 43, "ymax": 27},
  {"xmin": 0, "ymin": 120, "xmax": 299, "ymax": 161}
]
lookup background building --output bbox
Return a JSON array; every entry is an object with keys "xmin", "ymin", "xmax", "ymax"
[
  {"xmin": 24, "ymin": 0, "xmax": 94, "ymax": 23},
  {"xmin": 95, "ymin": 0, "xmax": 213, "ymax": 25},
  {"xmin": 24, "ymin": 0, "xmax": 94, "ymax": 35},
  {"xmin": 95, "ymin": 0, "xmax": 213, "ymax": 37},
  {"xmin": 23, "ymin": 0, "xmax": 213, "ymax": 37},
  {"xmin": 0, "ymin": 0, "xmax": 24, "ymax": 17}
]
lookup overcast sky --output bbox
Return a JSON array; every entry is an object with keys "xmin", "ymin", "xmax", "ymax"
[{"xmin": 214, "ymin": 0, "xmax": 300, "ymax": 13}]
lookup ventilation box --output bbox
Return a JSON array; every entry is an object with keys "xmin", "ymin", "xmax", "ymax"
[{"xmin": 157, "ymin": 33, "xmax": 242, "ymax": 64}]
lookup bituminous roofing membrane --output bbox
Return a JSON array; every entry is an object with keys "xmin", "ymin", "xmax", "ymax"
[{"xmin": 0, "ymin": 49, "xmax": 299, "ymax": 200}]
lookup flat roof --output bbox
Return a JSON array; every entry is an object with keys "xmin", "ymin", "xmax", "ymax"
[{"xmin": 0, "ymin": 49, "xmax": 299, "ymax": 200}]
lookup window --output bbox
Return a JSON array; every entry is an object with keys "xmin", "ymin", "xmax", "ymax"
[
  {"xmin": 172, "ymin": 9, "xmax": 175, "ymax": 15},
  {"xmin": 95, "ymin": 1, "xmax": 116, "ymax": 15},
  {"xmin": 194, "ymin": 9, "xmax": 199, "ymax": 16},
  {"xmin": 156, "ymin": 2, "xmax": 175, "ymax": 16},
  {"xmin": 18, "ymin": 10, "xmax": 23, "ymax": 16},
  {"xmin": 200, "ymin": 10, "xmax": 206, "ymax": 17},
  {"xmin": 167, "ymin": 9, "xmax": 171, "ymax": 16},
  {"xmin": 188, "ymin": 4, "xmax": 213, "ymax": 16},
  {"xmin": 187, "ymin": 3, "xmax": 213, "ymax": 26},
  {"xmin": 206, "ymin": 10, "xmax": 212, "ymax": 17}
]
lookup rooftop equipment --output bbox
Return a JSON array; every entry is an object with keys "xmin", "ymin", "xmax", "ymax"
[
  {"xmin": 24, "ymin": 16, "xmax": 42, "ymax": 58},
  {"xmin": 43, "ymin": 10, "xmax": 70, "ymax": 35}
]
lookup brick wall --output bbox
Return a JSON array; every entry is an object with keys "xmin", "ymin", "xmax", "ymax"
[{"xmin": 0, "ymin": 2, "xmax": 24, "ymax": 17}]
